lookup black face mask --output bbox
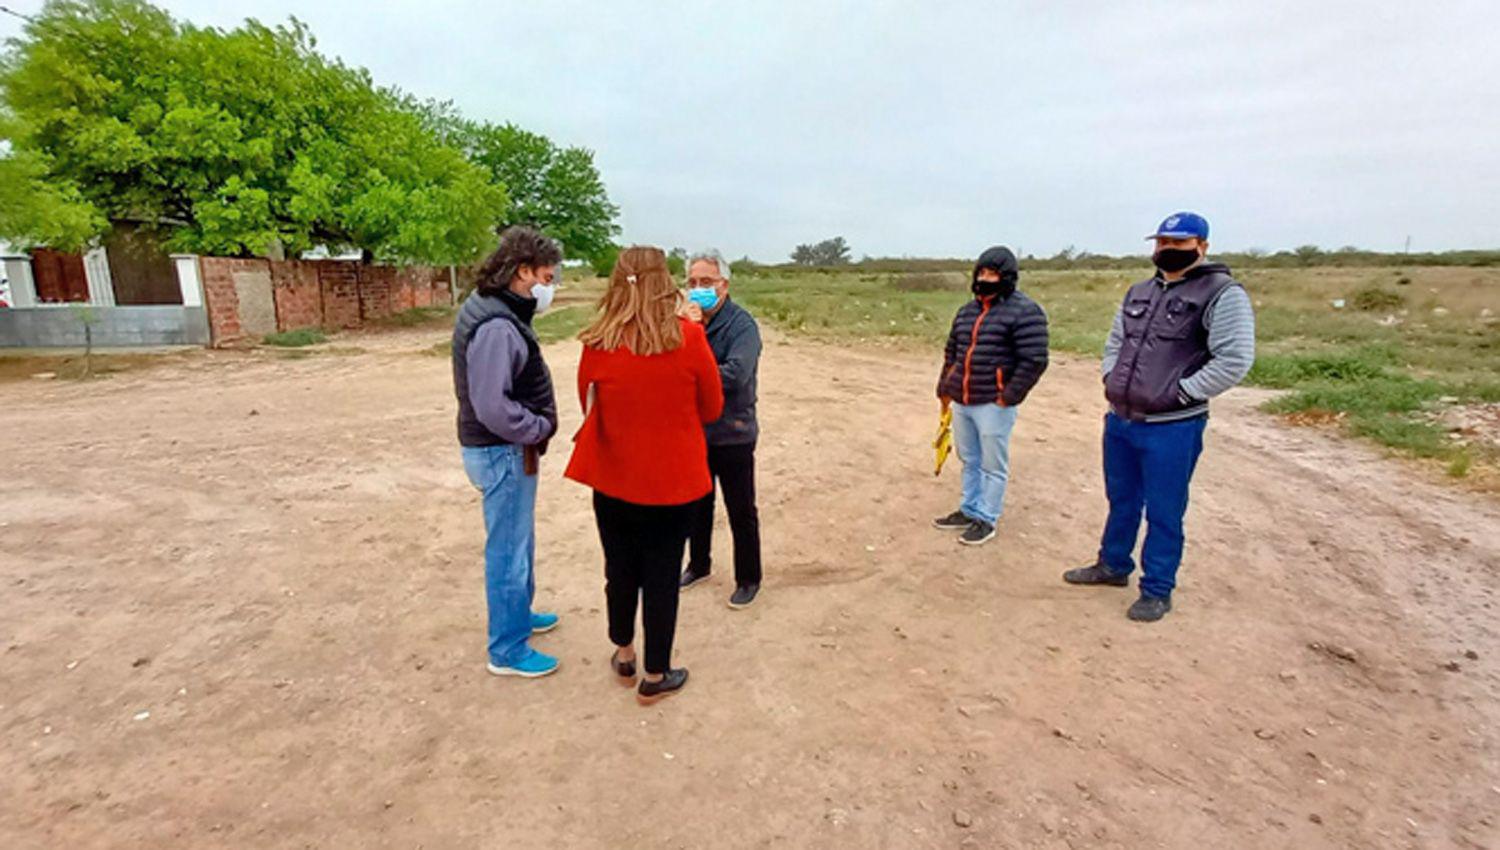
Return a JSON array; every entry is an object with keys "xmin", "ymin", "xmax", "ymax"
[
  {"xmin": 973, "ymin": 279, "xmax": 1003, "ymax": 297},
  {"xmin": 1153, "ymin": 248, "xmax": 1201, "ymax": 274}
]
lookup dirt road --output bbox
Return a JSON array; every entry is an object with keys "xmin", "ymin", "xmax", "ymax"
[{"xmin": 3, "ymin": 327, "xmax": 1497, "ymax": 849}]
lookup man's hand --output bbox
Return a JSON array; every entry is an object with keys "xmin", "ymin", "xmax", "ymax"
[{"xmin": 681, "ymin": 301, "xmax": 705, "ymax": 324}]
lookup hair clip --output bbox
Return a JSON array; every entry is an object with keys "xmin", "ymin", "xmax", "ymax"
[{"xmin": 626, "ymin": 274, "xmax": 638, "ymax": 284}]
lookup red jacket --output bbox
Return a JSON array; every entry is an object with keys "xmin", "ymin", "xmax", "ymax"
[{"xmin": 564, "ymin": 319, "xmax": 725, "ymax": 506}]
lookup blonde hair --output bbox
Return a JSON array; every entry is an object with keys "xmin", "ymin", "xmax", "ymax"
[{"xmin": 578, "ymin": 246, "xmax": 684, "ymax": 356}]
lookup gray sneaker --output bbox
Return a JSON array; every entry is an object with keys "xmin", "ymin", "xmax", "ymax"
[{"xmin": 959, "ymin": 521, "xmax": 996, "ymax": 546}]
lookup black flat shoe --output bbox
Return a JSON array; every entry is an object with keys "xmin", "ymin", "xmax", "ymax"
[
  {"xmin": 1063, "ymin": 563, "xmax": 1129, "ymax": 587},
  {"xmin": 610, "ymin": 649, "xmax": 636, "ymax": 684},
  {"xmin": 728, "ymin": 583, "xmax": 760, "ymax": 610},
  {"xmin": 636, "ymin": 668, "xmax": 688, "ymax": 705}
]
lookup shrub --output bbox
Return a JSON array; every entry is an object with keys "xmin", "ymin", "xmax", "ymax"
[
  {"xmin": 1350, "ymin": 286, "xmax": 1406, "ymax": 311},
  {"xmin": 1447, "ymin": 452, "xmax": 1473, "ymax": 478}
]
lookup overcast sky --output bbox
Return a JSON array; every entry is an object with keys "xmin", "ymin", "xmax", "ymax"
[{"xmin": 5, "ymin": 1, "xmax": 1498, "ymax": 260}]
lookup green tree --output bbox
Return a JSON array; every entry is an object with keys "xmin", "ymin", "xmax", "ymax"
[
  {"xmin": 0, "ymin": 108, "xmax": 108, "ymax": 250},
  {"xmin": 790, "ymin": 236, "xmax": 851, "ymax": 266},
  {"xmin": 0, "ymin": 0, "xmax": 506, "ymax": 264},
  {"xmin": 589, "ymin": 242, "xmax": 620, "ymax": 277},
  {"xmin": 438, "ymin": 117, "xmax": 620, "ymax": 260},
  {"xmin": 1294, "ymin": 244, "xmax": 1324, "ymax": 266}
]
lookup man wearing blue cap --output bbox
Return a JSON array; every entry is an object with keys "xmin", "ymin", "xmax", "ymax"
[{"xmin": 1063, "ymin": 212, "xmax": 1255, "ymax": 622}]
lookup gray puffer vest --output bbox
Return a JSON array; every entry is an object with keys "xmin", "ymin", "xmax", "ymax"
[{"xmin": 452, "ymin": 290, "xmax": 557, "ymax": 447}]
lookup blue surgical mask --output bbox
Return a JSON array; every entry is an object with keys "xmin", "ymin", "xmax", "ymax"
[{"xmin": 688, "ymin": 287, "xmax": 720, "ymax": 310}]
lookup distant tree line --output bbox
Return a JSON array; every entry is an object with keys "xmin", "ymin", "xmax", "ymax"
[{"xmin": 761, "ymin": 242, "xmax": 1500, "ymax": 274}]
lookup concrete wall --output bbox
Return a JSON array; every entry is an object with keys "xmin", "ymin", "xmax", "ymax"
[{"xmin": 0, "ymin": 305, "xmax": 211, "ymax": 347}]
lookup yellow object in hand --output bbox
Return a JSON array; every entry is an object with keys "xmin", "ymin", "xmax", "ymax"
[{"xmin": 933, "ymin": 408, "xmax": 953, "ymax": 476}]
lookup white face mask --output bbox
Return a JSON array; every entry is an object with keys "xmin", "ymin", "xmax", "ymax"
[{"xmin": 530, "ymin": 281, "xmax": 555, "ymax": 314}]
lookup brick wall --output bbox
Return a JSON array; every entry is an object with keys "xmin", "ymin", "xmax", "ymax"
[
  {"xmin": 393, "ymin": 267, "xmax": 420, "ymax": 312},
  {"xmin": 318, "ymin": 263, "xmax": 362, "ymax": 330},
  {"xmin": 357, "ymin": 265, "xmax": 395, "ymax": 322},
  {"xmin": 271, "ymin": 261, "xmax": 322, "ymax": 330},
  {"xmin": 427, "ymin": 267, "xmax": 454, "ymax": 307},
  {"xmin": 198, "ymin": 256, "xmax": 450, "ymax": 346},
  {"xmin": 199, "ymin": 257, "xmax": 262, "ymax": 345}
]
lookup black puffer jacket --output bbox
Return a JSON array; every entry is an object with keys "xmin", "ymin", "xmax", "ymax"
[{"xmin": 937, "ymin": 246, "xmax": 1050, "ymax": 406}]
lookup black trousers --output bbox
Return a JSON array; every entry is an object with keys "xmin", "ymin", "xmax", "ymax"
[
  {"xmin": 593, "ymin": 491, "xmax": 694, "ymax": 675},
  {"xmin": 688, "ymin": 442, "xmax": 763, "ymax": 587}
]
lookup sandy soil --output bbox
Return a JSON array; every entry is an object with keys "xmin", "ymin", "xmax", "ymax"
[{"xmin": 2, "ymin": 326, "xmax": 1497, "ymax": 849}]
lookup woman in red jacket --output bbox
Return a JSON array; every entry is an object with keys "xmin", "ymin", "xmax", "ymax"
[{"xmin": 565, "ymin": 246, "xmax": 724, "ymax": 705}]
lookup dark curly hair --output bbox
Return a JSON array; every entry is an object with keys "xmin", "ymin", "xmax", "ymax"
[{"xmin": 475, "ymin": 226, "xmax": 563, "ymax": 296}]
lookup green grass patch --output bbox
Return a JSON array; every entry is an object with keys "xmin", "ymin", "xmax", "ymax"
[
  {"xmin": 730, "ymin": 267, "xmax": 1500, "ymax": 480},
  {"xmin": 1246, "ymin": 346, "xmax": 1396, "ymax": 387},
  {"xmin": 533, "ymin": 305, "xmax": 593, "ymax": 344},
  {"xmin": 263, "ymin": 328, "xmax": 327, "ymax": 347}
]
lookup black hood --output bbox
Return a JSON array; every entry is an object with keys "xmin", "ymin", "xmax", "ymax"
[
  {"xmin": 972, "ymin": 246, "xmax": 1019, "ymax": 297},
  {"xmin": 495, "ymin": 287, "xmax": 538, "ymax": 325}
]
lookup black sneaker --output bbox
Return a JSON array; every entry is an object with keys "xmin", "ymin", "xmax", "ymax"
[
  {"xmin": 728, "ymin": 583, "xmax": 759, "ymax": 610},
  {"xmin": 932, "ymin": 510, "xmax": 972, "ymax": 530},
  {"xmin": 1127, "ymin": 595, "xmax": 1172, "ymax": 622},
  {"xmin": 959, "ymin": 521, "xmax": 996, "ymax": 546},
  {"xmin": 636, "ymin": 668, "xmax": 689, "ymax": 705},
  {"xmin": 1062, "ymin": 563, "xmax": 1129, "ymax": 587},
  {"xmin": 680, "ymin": 568, "xmax": 709, "ymax": 591}
]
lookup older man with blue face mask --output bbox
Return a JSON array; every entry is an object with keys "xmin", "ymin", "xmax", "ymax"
[{"xmin": 678, "ymin": 250, "xmax": 764, "ymax": 610}]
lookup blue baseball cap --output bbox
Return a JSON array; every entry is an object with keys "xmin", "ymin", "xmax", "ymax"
[{"xmin": 1146, "ymin": 211, "xmax": 1209, "ymax": 241}]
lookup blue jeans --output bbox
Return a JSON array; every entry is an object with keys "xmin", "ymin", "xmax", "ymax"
[
  {"xmin": 462, "ymin": 444, "xmax": 538, "ymax": 666},
  {"xmin": 951, "ymin": 402, "xmax": 1020, "ymax": 525},
  {"xmin": 1097, "ymin": 413, "xmax": 1207, "ymax": 600}
]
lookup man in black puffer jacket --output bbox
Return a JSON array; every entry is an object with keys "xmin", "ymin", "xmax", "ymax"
[{"xmin": 932, "ymin": 246, "xmax": 1049, "ymax": 545}]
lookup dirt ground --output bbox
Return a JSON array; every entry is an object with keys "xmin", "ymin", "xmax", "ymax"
[{"xmin": 3, "ymin": 325, "xmax": 1498, "ymax": 850}]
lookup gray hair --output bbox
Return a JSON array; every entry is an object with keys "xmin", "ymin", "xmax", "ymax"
[{"xmin": 686, "ymin": 248, "xmax": 731, "ymax": 281}]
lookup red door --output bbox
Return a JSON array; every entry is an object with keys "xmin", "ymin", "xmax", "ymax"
[{"xmin": 31, "ymin": 249, "xmax": 90, "ymax": 303}]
